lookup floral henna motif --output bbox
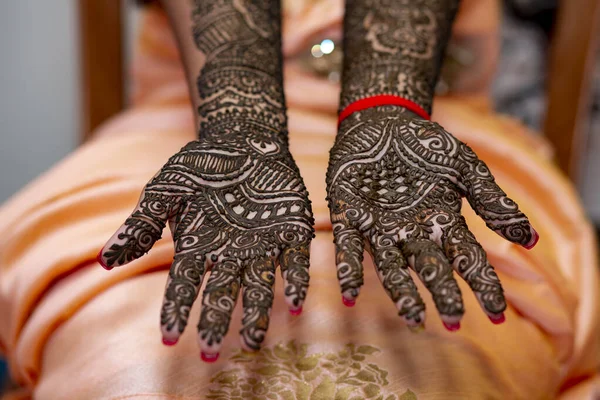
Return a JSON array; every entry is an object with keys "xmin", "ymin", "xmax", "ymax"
[
  {"xmin": 326, "ymin": 106, "xmax": 538, "ymax": 328},
  {"xmin": 98, "ymin": 0, "xmax": 314, "ymax": 358}
]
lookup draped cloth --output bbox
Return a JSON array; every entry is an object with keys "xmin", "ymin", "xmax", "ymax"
[{"xmin": 0, "ymin": 2, "xmax": 598, "ymax": 398}]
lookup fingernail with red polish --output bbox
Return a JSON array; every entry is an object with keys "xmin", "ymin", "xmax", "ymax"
[
  {"xmin": 342, "ymin": 296, "xmax": 356, "ymax": 308},
  {"xmin": 524, "ymin": 228, "xmax": 539, "ymax": 250},
  {"xmin": 443, "ymin": 321, "xmax": 460, "ymax": 332},
  {"xmin": 289, "ymin": 306, "xmax": 302, "ymax": 316},
  {"xmin": 201, "ymin": 352, "xmax": 219, "ymax": 363},
  {"xmin": 489, "ymin": 313, "xmax": 506, "ymax": 325},
  {"xmin": 96, "ymin": 249, "xmax": 112, "ymax": 271},
  {"xmin": 162, "ymin": 338, "xmax": 178, "ymax": 346}
]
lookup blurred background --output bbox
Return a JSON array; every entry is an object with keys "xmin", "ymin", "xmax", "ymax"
[{"xmin": 0, "ymin": 0, "xmax": 599, "ymax": 395}]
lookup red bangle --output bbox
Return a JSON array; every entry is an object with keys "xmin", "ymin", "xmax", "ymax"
[{"xmin": 338, "ymin": 95, "xmax": 431, "ymax": 127}]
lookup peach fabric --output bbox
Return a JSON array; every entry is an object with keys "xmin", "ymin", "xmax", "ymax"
[{"xmin": 0, "ymin": 2, "xmax": 598, "ymax": 399}]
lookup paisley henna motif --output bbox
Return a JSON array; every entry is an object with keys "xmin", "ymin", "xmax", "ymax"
[{"xmin": 99, "ymin": 0, "xmax": 314, "ymax": 358}]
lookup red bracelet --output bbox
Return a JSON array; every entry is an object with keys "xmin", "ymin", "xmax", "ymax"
[{"xmin": 338, "ymin": 95, "xmax": 431, "ymax": 127}]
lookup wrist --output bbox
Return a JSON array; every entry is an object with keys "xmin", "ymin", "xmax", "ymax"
[
  {"xmin": 199, "ymin": 114, "xmax": 290, "ymax": 146},
  {"xmin": 338, "ymin": 95, "xmax": 430, "ymax": 128},
  {"xmin": 340, "ymin": 68, "xmax": 436, "ymax": 114},
  {"xmin": 196, "ymin": 65, "xmax": 288, "ymax": 134},
  {"xmin": 340, "ymin": 0, "xmax": 460, "ymax": 115}
]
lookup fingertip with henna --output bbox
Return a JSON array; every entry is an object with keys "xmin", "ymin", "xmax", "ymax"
[
  {"xmin": 342, "ymin": 296, "xmax": 356, "ymax": 308},
  {"xmin": 524, "ymin": 228, "xmax": 539, "ymax": 250},
  {"xmin": 289, "ymin": 306, "xmax": 302, "ymax": 316},
  {"xmin": 200, "ymin": 352, "xmax": 219, "ymax": 363},
  {"xmin": 96, "ymin": 249, "xmax": 112, "ymax": 271},
  {"xmin": 443, "ymin": 321, "xmax": 460, "ymax": 332},
  {"xmin": 489, "ymin": 313, "xmax": 506, "ymax": 325},
  {"xmin": 162, "ymin": 338, "xmax": 178, "ymax": 346}
]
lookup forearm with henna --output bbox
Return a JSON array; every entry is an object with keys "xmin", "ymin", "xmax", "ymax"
[
  {"xmin": 98, "ymin": 0, "xmax": 314, "ymax": 359},
  {"xmin": 193, "ymin": 0, "xmax": 288, "ymax": 141},
  {"xmin": 327, "ymin": 0, "xmax": 538, "ymax": 330},
  {"xmin": 340, "ymin": 0, "xmax": 459, "ymax": 113}
]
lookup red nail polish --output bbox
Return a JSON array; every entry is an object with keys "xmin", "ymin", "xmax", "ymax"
[
  {"xmin": 524, "ymin": 229, "xmax": 539, "ymax": 250},
  {"xmin": 443, "ymin": 321, "xmax": 460, "ymax": 332},
  {"xmin": 201, "ymin": 352, "xmax": 219, "ymax": 363},
  {"xmin": 96, "ymin": 249, "xmax": 112, "ymax": 270},
  {"xmin": 289, "ymin": 306, "xmax": 302, "ymax": 316},
  {"xmin": 342, "ymin": 297, "xmax": 356, "ymax": 308},
  {"xmin": 489, "ymin": 313, "xmax": 506, "ymax": 325},
  {"xmin": 162, "ymin": 338, "xmax": 177, "ymax": 346}
]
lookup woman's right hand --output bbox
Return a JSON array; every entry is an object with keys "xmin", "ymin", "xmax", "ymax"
[{"xmin": 98, "ymin": 131, "xmax": 314, "ymax": 360}]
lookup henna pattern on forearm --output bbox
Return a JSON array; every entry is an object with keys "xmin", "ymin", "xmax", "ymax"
[
  {"xmin": 193, "ymin": 0, "xmax": 288, "ymax": 141},
  {"xmin": 340, "ymin": 0, "xmax": 460, "ymax": 113},
  {"xmin": 326, "ymin": 106, "xmax": 537, "ymax": 328},
  {"xmin": 99, "ymin": 0, "xmax": 314, "ymax": 358}
]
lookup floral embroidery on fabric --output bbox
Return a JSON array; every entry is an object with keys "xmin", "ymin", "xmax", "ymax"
[{"xmin": 207, "ymin": 341, "xmax": 417, "ymax": 399}]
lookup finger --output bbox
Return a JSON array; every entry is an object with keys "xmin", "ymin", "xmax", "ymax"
[
  {"xmin": 240, "ymin": 257, "xmax": 276, "ymax": 351},
  {"xmin": 279, "ymin": 243, "xmax": 310, "ymax": 315},
  {"xmin": 442, "ymin": 218, "xmax": 506, "ymax": 323},
  {"xmin": 162, "ymin": 203, "xmax": 214, "ymax": 345},
  {"xmin": 369, "ymin": 239, "xmax": 426, "ymax": 328},
  {"xmin": 332, "ymin": 220, "xmax": 365, "ymax": 307},
  {"xmin": 401, "ymin": 238, "xmax": 464, "ymax": 331},
  {"xmin": 98, "ymin": 192, "xmax": 172, "ymax": 269},
  {"xmin": 160, "ymin": 239, "xmax": 207, "ymax": 345},
  {"xmin": 197, "ymin": 258, "xmax": 242, "ymax": 362},
  {"xmin": 460, "ymin": 153, "xmax": 538, "ymax": 249}
]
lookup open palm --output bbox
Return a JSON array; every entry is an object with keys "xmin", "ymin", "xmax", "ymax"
[
  {"xmin": 326, "ymin": 106, "xmax": 537, "ymax": 330},
  {"xmin": 98, "ymin": 133, "xmax": 314, "ymax": 357}
]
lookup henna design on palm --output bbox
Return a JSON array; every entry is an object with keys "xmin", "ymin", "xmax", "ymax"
[
  {"xmin": 99, "ymin": 134, "xmax": 314, "ymax": 353},
  {"xmin": 99, "ymin": 0, "xmax": 314, "ymax": 358},
  {"xmin": 326, "ymin": 106, "xmax": 538, "ymax": 329}
]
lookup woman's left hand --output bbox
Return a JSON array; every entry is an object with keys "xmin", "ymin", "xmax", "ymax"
[{"xmin": 326, "ymin": 106, "xmax": 538, "ymax": 330}]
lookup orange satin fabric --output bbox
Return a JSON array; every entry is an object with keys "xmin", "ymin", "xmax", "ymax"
[{"xmin": 0, "ymin": 2, "xmax": 598, "ymax": 399}]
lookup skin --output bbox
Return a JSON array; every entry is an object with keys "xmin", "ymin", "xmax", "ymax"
[
  {"xmin": 99, "ymin": 0, "xmax": 539, "ymax": 361},
  {"xmin": 327, "ymin": 0, "xmax": 538, "ymax": 330},
  {"xmin": 98, "ymin": 0, "xmax": 314, "ymax": 360}
]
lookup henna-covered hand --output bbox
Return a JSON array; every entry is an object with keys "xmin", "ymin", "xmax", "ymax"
[
  {"xmin": 331, "ymin": 0, "xmax": 536, "ymax": 330},
  {"xmin": 326, "ymin": 106, "xmax": 538, "ymax": 330},
  {"xmin": 99, "ymin": 0, "xmax": 314, "ymax": 360},
  {"xmin": 98, "ymin": 133, "xmax": 314, "ymax": 355}
]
